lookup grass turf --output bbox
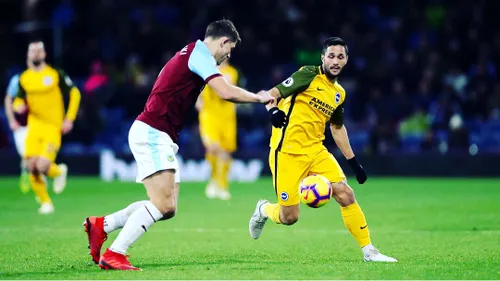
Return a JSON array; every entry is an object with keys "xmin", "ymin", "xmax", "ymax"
[{"xmin": 0, "ymin": 177, "xmax": 499, "ymax": 280}]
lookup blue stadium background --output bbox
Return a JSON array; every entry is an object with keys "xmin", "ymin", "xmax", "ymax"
[{"xmin": 1, "ymin": 0, "xmax": 499, "ymax": 177}]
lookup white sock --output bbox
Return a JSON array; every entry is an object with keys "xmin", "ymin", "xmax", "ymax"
[
  {"xmin": 259, "ymin": 202, "xmax": 269, "ymax": 218},
  {"xmin": 109, "ymin": 202, "xmax": 163, "ymax": 255},
  {"xmin": 104, "ymin": 200, "xmax": 149, "ymax": 234},
  {"xmin": 362, "ymin": 244, "xmax": 376, "ymax": 255}
]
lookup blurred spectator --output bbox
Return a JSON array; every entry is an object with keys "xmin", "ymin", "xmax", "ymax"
[{"xmin": 0, "ymin": 0, "xmax": 499, "ymax": 155}]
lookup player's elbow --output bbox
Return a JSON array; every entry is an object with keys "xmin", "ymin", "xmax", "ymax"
[{"xmin": 330, "ymin": 124, "xmax": 344, "ymax": 136}]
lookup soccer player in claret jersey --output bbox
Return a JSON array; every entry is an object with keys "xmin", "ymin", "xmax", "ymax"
[
  {"xmin": 83, "ymin": 19, "xmax": 273, "ymax": 271},
  {"xmin": 249, "ymin": 37, "xmax": 397, "ymax": 262}
]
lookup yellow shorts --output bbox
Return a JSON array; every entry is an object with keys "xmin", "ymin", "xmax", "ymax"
[
  {"xmin": 24, "ymin": 125, "xmax": 61, "ymax": 162},
  {"xmin": 269, "ymin": 147, "xmax": 346, "ymax": 206},
  {"xmin": 199, "ymin": 113, "xmax": 237, "ymax": 153}
]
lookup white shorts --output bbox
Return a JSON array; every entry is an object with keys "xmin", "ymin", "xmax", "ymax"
[
  {"xmin": 13, "ymin": 126, "xmax": 28, "ymax": 157},
  {"xmin": 128, "ymin": 120, "xmax": 180, "ymax": 183}
]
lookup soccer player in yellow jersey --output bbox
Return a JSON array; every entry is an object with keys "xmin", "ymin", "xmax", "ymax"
[
  {"xmin": 13, "ymin": 41, "xmax": 81, "ymax": 214},
  {"xmin": 197, "ymin": 59, "xmax": 240, "ymax": 200},
  {"xmin": 248, "ymin": 37, "xmax": 397, "ymax": 262}
]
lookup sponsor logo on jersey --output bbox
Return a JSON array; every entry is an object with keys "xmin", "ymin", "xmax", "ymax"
[
  {"xmin": 43, "ymin": 76, "xmax": 53, "ymax": 86},
  {"xmin": 309, "ymin": 97, "xmax": 334, "ymax": 116}
]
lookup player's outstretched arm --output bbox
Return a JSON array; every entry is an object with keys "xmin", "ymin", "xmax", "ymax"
[
  {"xmin": 208, "ymin": 76, "xmax": 272, "ymax": 104},
  {"xmin": 329, "ymin": 108, "xmax": 367, "ymax": 184}
]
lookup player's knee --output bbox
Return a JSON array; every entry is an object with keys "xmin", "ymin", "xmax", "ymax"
[
  {"xmin": 331, "ymin": 180, "xmax": 355, "ymax": 207},
  {"xmin": 280, "ymin": 212, "xmax": 299, "ymax": 225},
  {"xmin": 26, "ymin": 159, "xmax": 37, "ymax": 174},
  {"xmin": 35, "ymin": 160, "xmax": 50, "ymax": 174},
  {"xmin": 206, "ymin": 143, "xmax": 221, "ymax": 154}
]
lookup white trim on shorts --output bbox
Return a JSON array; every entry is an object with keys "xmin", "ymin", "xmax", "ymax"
[{"xmin": 128, "ymin": 120, "xmax": 181, "ymax": 183}]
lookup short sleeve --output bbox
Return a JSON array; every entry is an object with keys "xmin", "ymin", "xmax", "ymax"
[
  {"xmin": 6, "ymin": 75, "xmax": 20, "ymax": 97},
  {"xmin": 188, "ymin": 43, "xmax": 221, "ymax": 83},
  {"xmin": 330, "ymin": 103, "xmax": 345, "ymax": 126},
  {"xmin": 275, "ymin": 66, "xmax": 318, "ymax": 98}
]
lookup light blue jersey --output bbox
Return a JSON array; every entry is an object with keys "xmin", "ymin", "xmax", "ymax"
[
  {"xmin": 6, "ymin": 74, "xmax": 20, "ymax": 97},
  {"xmin": 188, "ymin": 40, "xmax": 220, "ymax": 81}
]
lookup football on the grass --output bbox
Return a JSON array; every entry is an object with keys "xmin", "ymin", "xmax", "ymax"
[{"xmin": 299, "ymin": 174, "xmax": 332, "ymax": 208}]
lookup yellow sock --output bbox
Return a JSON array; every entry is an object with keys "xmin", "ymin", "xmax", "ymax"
[
  {"xmin": 216, "ymin": 157, "xmax": 231, "ymax": 190},
  {"xmin": 206, "ymin": 153, "xmax": 217, "ymax": 182},
  {"xmin": 264, "ymin": 203, "xmax": 282, "ymax": 224},
  {"xmin": 46, "ymin": 163, "xmax": 62, "ymax": 178},
  {"xmin": 341, "ymin": 202, "xmax": 371, "ymax": 247},
  {"xmin": 29, "ymin": 174, "xmax": 52, "ymax": 204}
]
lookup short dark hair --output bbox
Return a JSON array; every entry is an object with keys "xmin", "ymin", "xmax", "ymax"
[
  {"xmin": 322, "ymin": 37, "xmax": 348, "ymax": 55},
  {"xmin": 205, "ymin": 19, "xmax": 241, "ymax": 44}
]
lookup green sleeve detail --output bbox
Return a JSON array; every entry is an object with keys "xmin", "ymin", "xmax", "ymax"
[
  {"xmin": 275, "ymin": 65, "xmax": 318, "ymax": 98},
  {"xmin": 330, "ymin": 103, "xmax": 344, "ymax": 126},
  {"xmin": 57, "ymin": 69, "xmax": 74, "ymax": 96},
  {"xmin": 16, "ymin": 81, "xmax": 26, "ymax": 98}
]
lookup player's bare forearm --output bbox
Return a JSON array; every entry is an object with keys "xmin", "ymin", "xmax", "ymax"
[
  {"xmin": 208, "ymin": 76, "xmax": 268, "ymax": 103},
  {"xmin": 4, "ymin": 95, "xmax": 16, "ymax": 124},
  {"xmin": 224, "ymin": 84, "xmax": 262, "ymax": 103},
  {"xmin": 330, "ymin": 124, "xmax": 355, "ymax": 160}
]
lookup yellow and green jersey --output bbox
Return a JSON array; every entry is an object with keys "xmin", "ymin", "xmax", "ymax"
[
  {"xmin": 270, "ymin": 65, "xmax": 346, "ymax": 155},
  {"xmin": 15, "ymin": 65, "xmax": 81, "ymax": 129}
]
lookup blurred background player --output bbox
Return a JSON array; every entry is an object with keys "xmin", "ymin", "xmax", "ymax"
[
  {"xmin": 197, "ymin": 59, "xmax": 240, "ymax": 200},
  {"xmin": 249, "ymin": 37, "xmax": 396, "ymax": 262},
  {"xmin": 4, "ymin": 72, "xmax": 30, "ymax": 193},
  {"xmin": 13, "ymin": 41, "xmax": 81, "ymax": 214}
]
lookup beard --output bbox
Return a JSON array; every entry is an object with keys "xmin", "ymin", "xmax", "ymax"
[
  {"xmin": 32, "ymin": 59, "xmax": 43, "ymax": 67},
  {"xmin": 322, "ymin": 65, "xmax": 341, "ymax": 80}
]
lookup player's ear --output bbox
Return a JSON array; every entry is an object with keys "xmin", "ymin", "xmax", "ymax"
[
  {"xmin": 221, "ymin": 37, "xmax": 230, "ymax": 47},
  {"xmin": 320, "ymin": 54, "xmax": 325, "ymax": 64}
]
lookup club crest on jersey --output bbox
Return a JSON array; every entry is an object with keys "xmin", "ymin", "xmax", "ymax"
[
  {"xmin": 280, "ymin": 191, "xmax": 289, "ymax": 201},
  {"xmin": 335, "ymin": 92, "xmax": 341, "ymax": 104},
  {"xmin": 43, "ymin": 76, "xmax": 53, "ymax": 86},
  {"xmin": 167, "ymin": 155, "xmax": 175, "ymax": 162},
  {"xmin": 282, "ymin": 77, "xmax": 294, "ymax": 87}
]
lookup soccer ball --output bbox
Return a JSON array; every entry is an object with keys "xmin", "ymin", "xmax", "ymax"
[{"xmin": 299, "ymin": 174, "xmax": 332, "ymax": 208}]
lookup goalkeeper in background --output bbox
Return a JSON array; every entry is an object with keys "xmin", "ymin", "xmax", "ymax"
[{"xmin": 13, "ymin": 41, "xmax": 81, "ymax": 214}]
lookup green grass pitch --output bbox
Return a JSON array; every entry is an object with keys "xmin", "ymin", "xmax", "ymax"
[{"xmin": 0, "ymin": 176, "xmax": 499, "ymax": 280}]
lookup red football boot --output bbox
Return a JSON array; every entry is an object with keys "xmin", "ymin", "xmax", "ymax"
[
  {"xmin": 83, "ymin": 216, "xmax": 107, "ymax": 264},
  {"xmin": 99, "ymin": 248, "xmax": 141, "ymax": 270}
]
